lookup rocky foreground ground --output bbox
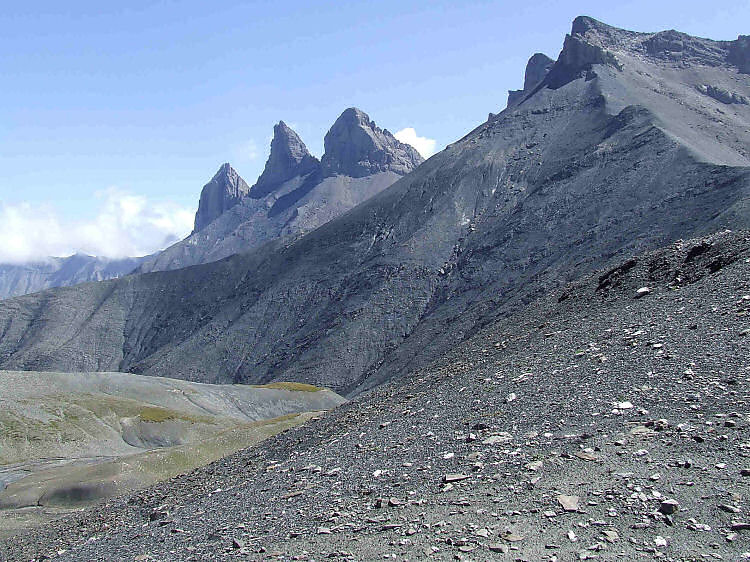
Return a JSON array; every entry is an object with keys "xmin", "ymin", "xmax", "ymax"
[{"xmin": 2, "ymin": 230, "xmax": 749, "ymax": 561}]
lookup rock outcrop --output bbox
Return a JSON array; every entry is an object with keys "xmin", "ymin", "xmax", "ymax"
[
  {"xmin": 697, "ymin": 83, "xmax": 749, "ymax": 104},
  {"xmin": 193, "ymin": 163, "xmax": 251, "ymax": 233},
  {"xmin": 728, "ymin": 34, "xmax": 750, "ymax": 73},
  {"xmin": 321, "ymin": 108, "xmax": 423, "ymax": 178},
  {"xmin": 507, "ymin": 53, "xmax": 555, "ymax": 107},
  {"xmin": 248, "ymin": 121, "xmax": 320, "ymax": 199}
]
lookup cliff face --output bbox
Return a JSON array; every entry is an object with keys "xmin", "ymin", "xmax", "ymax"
[
  {"xmin": 507, "ymin": 53, "xmax": 555, "ymax": 107},
  {"xmin": 0, "ymin": 18, "xmax": 748, "ymax": 396},
  {"xmin": 320, "ymin": 108, "xmax": 423, "ymax": 178},
  {"xmin": 192, "ymin": 163, "xmax": 251, "ymax": 233},
  {"xmin": 248, "ymin": 121, "xmax": 320, "ymax": 200}
]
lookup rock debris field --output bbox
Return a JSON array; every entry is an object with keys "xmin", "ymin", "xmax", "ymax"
[{"xmin": 2, "ymin": 230, "xmax": 748, "ymax": 560}]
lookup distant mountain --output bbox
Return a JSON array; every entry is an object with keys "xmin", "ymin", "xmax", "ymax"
[
  {"xmin": 136, "ymin": 107, "xmax": 423, "ymax": 273},
  {"xmin": 0, "ymin": 254, "xmax": 144, "ymax": 300},
  {"xmin": 0, "ymin": 18, "xmax": 747, "ymax": 396}
]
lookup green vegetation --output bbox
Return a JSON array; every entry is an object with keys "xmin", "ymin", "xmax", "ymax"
[
  {"xmin": 138, "ymin": 406, "xmax": 175, "ymax": 423},
  {"xmin": 251, "ymin": 381, "xmax": 323, "ymax": 392}
]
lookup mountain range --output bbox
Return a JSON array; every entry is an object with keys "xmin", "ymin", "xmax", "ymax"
[
  {"xmin": 0, "ymin": 254, "xmax": 144, "ymax": 300},
  {"xmin": 0, "ymin": 17, "xmax": 746, "ymax": 394},
  {"xmin": 1, "ymin": 15, "xmax": 749, "ymax": 560},
  {"xmin": 0, "ymin": 17, "xmax": 748, "ymax": 392},
  {"xmin": 136, "ymin": 107, "xmax": 422, "ymax": 273},
  {"xmin": 0, "ymin": 108, "xmax": 421, "ymax": 298}
]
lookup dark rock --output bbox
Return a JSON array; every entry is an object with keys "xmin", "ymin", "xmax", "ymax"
[
  {"xmin": 728, "ymin": 35, "xmax": 750, "ymax": 73},
  {"xmin": 193, "ymin": 163, "xmax": 251, "ymax": 232},
  {"xmin": 248, "ymin": 121, "xmax": 320, "ymax": 199},
  {"xmin": 320, "ymin": 108, "xmax": 423, "ymax": 178},
  {"xmin": 658, "ymin": 499, "xmax": 679, "ymax": 515},
  {"xmin": 507, "ymin": 53, "xmax": 555, "ymax": 107}
]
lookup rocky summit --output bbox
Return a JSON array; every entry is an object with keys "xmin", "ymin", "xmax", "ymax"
[
  {"xmin": 320, "ymin": 107, "xmax": 423, "ymax": 178},
  {"xmin": 0, "ymin": 14, "xmax": 749, "ymax": 561},
  {"xmin": 507, "ymin": 52, "xmax": 555, "ymax": 107},
  {"xmin": 248, "ymin": 121, "xmax": 320, "ymax": 200},
  {"xmin": 192, "ymin": 163, "xmax": 252, "ymax": 233},
  {"xmin": 136, "ymin": 107, "xmax": 422, "ymax": 273}
]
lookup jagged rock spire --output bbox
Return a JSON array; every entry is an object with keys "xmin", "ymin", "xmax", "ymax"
[
  {"xmin": 193, "ymin": 163, "xmax": 251, "ymax": 233},
  {"xmin": 248, "ymin": 121, "xmax": 320, "ymax": 199},
  {"xmin": 507, "ymin": 53, "xmax": 555, "ymax": 107},
  {"xmin": 321, "ymin": 108, "xmax": 423, "ymax": 178}
]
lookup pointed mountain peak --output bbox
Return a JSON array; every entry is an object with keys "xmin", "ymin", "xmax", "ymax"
[
  {"xmin": 193, "ymin": 163, "xmax": 251, "ymax": 232},
  {"xmin": 249, "ymin": 122, "xmax": 320, "ymax": 199},
  {"xmin": 272, "ymin": 121, "xmax": 310, "ymax": 160},
  {"xmin": 321, "ymin": 107, "xmax": 424, "ymax": 178},
  {"xmin": 213, "ymin": 162, "xmax": 235, "ymax": 179}
]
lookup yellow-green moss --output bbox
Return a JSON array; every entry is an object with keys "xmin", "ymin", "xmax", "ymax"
[
  {"xmin": 138, "ymin": 406, "xmax": 175, "ymax": 423},
  {"xmin": 252, "ymin": 382, "xmax": 323, "ymax": 392}
]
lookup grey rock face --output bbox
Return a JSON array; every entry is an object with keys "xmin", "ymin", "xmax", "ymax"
[
  {"xmin": 547, "ymin": 23, "xmax": 624, "ymax": 88},
  {"xmin": 0, "ymin": 254, "xmax": 143, "ymax": 299},
  {"xmin": 728, "ymin": 35, "xmax": 750, "ymax": 73},
  {"xmin": 523, "ymin": 53, "xmax": 555, "ymax": 90},
  {"xmin": 507, "ymin": 53, "xmax": 555, "ymax": 107},
  {"xmin": 248, "ymin": 121, "xmax": 320, "ymax": 199},
  {"xmin": 193, "ymin": 164, "xmax": 251, "ymax": 232},
  {"xmin": 321, "ymin": 108, "xmax": 423, "ymax": 178},
  {"xmin": 0, "ymin": 18, "xmax": 748, "ymax": 396}
]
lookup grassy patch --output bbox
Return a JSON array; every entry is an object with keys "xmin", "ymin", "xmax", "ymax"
[
  {"xmin": 252, "ymin": 382, "xmax": 323, "ymax": 392},
  {"xmin": 138, "ymin": 406, "xmax": 175, "ymax": 423}
]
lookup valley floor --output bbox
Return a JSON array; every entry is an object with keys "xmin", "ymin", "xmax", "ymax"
[{"xmin": 2, "ymin": 231, "xmax": 749, "ymax": 561}]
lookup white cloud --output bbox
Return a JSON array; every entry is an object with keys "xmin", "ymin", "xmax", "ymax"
[
  {"xmin": 394, "ymin": 127, "xmax": 437, "ymax": 158},
  {"xmin": 0, "ymin": 188, "xmax": 195, "ymax": 263}
]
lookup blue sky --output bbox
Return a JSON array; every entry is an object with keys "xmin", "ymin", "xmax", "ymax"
[{"xmin": 0, "ymin": 0, "xmax": 747, "ymax": 261}]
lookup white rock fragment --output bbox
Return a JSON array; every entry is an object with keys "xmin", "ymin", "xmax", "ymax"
[{"xmin": 557, "ymin": 494, "xmax": 580, "ymax": 512}]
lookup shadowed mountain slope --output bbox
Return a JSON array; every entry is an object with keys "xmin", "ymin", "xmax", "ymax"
[{"xmin": 0, "ymin": 18, "xmax": 748, "ymax": 395}]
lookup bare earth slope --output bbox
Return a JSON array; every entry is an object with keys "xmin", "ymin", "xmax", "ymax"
[
  {"xmin": 0, "ymin": 19, "xmax": 747, "ymax": 395},
  {"xmin": 3, "ymin": 229, "xmax": 747, "ymax": 560}
]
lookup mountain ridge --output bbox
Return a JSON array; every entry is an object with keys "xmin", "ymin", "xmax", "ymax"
[
  {"xmin": 136, "ymin": 107, "xmax": 422, "ymax": 274},
  {"xmin": 0, "ymin": 17, "xmax": 747, "ymax": 396},
  {"xmin": 0, "ymin": 254, "xmax": 144, "ymax": 300},
  {"xmin": 4, "ymin": 227, "xmax": 748, "ymax": 559}
]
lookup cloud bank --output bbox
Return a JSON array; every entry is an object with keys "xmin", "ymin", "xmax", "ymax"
[
  {"xmin": 394, "ymin": 127, "xmax": 437, "ymax": 158},
  {"xmin": 0, "ymin": 189, "xmax": 194, "ymax": 263}
]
